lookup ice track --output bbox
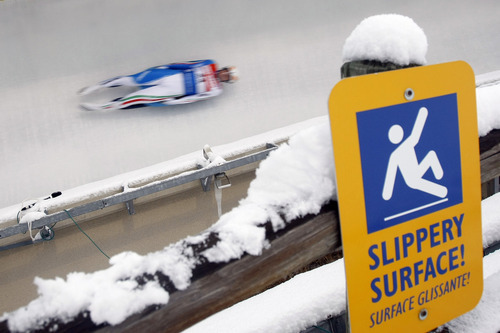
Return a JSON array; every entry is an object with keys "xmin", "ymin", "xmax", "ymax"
[{"xmin": 1, "ymin": 0, "xmax": 500, "ymax": 208}]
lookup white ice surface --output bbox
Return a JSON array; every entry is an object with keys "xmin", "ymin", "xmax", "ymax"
[{"xmin": 2, "ymin": 0, "xmax": 500, "ymax": 208}]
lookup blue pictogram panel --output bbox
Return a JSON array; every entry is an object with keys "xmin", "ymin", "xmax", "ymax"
[{"xmin": 357, "ymin": 94, "xmax": 463, "ymax": 234}]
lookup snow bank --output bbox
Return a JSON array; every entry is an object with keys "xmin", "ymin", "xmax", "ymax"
[
  {"xmin": 342, "ymin": 14, "xmax": 428, "ymax": 66},
  {"xmin": 2, "ymin": 244, "xmax": 195, "ymax": 332}
]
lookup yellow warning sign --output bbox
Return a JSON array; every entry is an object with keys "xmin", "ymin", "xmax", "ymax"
[{"xmin": 328, "ymin": 61, "xmax": 482, "ymax": 332}]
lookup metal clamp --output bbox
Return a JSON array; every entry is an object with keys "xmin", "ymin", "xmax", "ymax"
[
  {"xmin": 39, "ymin": 225, "xmax": 55, "ymax": 241},
  {"xmin": 215, "ymin": 173, "xmax": 231, "ymax": 189},
  {"xmin": 200, "ymin": 174, "xmax": 214, "ymax": 192}
]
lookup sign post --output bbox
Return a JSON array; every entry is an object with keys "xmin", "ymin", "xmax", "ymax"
[{"xmin": 329, "ymin": 61, "xmax": 482, "ymax": 332}]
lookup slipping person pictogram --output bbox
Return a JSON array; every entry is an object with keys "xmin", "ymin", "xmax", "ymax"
[{"xmin": 382, "ymin": 107, "xmax": 448, "ymax": 201}]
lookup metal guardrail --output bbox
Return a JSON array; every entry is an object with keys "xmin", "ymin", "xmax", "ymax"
[{"xmin": 0, "ymin": 143, "xmax": 278, "ymax": 242}]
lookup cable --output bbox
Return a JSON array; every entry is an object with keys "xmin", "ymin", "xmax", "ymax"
[
  {"xmin": 27, "ymin": 219, "xmax": 35, "ymax": 242},
  {"xmin": 64, "ymin": 209, "xmax": 110, "ymax": 260}
]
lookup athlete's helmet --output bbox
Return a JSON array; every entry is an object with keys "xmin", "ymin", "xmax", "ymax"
[{"xmin": 221, "ymin": 66, "xmax": 239, "ymax": 83}]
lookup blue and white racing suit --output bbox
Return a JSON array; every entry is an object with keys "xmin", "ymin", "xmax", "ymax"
[{"xmin": 86, "ymin": 60, "xmax": 222, "ymax": 110}]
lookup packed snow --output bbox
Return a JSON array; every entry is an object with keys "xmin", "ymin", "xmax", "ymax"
[
  {"xmin": 342, "ymin": 14, "xmax": 428, "ymax": 66},
  {"xmin": 2, "ymin": 12, "xmax": 500, "ymax": 333},
  {"xmin": 481, "ymin": 193, "xmax": 500, "ymax": 249},
  {"xmin": 185, "ymin": 257, "xmax": 347, "ymax": 333}
]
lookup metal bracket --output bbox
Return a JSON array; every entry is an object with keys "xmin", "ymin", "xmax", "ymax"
[
  {"xmin": 215, "ymin": 173, "xmax": 231, "ymax": 189},
  {"xmin": 125, "ymin": 200, "xmax": 135, "ymax": 215},
  {"xmin": 200, "ymin": 174, "xmax": 214, "ymax": 192},
  {"xmin": 39, "ymin": 225, "xmax": 55, "ymax": 241},
  {"xmin": 201, "ymin": 172, "xmax": 231, "ymax": 191}
]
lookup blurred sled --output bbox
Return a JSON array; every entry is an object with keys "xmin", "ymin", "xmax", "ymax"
[{"xmin": 78, "ymin": 60, "xmax": 238, "ymax": 111}]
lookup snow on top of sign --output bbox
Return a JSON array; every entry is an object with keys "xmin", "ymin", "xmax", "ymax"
[{"xmin": 342, "ymin": 14, "xmax": 428, "ymax": 66}]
